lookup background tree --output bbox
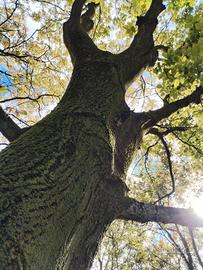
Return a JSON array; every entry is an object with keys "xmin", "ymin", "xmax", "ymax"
[{"xmin": 0, "ymin": 0, "xmax": 203, "ymax": 270}]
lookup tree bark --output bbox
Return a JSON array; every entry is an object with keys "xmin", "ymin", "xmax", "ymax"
[
  {"xmin": 0, "ymin": 56, "xmax": 129, "ymax": 270},
  {"xmin": 1, "ymin": 1, "xmax": 203, "ymax": 269}
]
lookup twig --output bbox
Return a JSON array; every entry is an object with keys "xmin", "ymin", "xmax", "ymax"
[
  {"xmin": 92, "ymin": 5, "xmax": 102, "ymax": 40},
  {"xmin": 0, "ymin": 0, "xmax": 19, "ymax": 27},
  {"xmin": 151, "ymin": 131, "xmax": 175, "ymax": 204},
  {"xmin": 0, "ymin": 93, "xmax": 60, "ymax": 104}
]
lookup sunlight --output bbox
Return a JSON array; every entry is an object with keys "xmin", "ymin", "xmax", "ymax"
[{"xmin": 190, "ymin": 195, "xmax": 203, "ymax": 218}]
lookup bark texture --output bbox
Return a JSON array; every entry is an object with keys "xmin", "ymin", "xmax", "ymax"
[{"xmin": 0, "ymin": 59, "xmax": 129, "ymax": 269}]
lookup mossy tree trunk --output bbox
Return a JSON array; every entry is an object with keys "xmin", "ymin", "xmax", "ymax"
[{"xmin": 1, "ymin": 1, "xmax": 203, "ymax": 269}]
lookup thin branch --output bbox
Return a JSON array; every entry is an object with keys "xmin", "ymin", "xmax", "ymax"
[
  {"xmin": 0, "ymin": 69, "xmax": 14, "ymax": 78},
  {"xmin": 35, "ymin": 0, "xmax": 65, "ymax": 12},
  {"xmin": 140, "ymin": 75, "xmax": 146, "ymax": 111},
  {"xmin": 143, "ymin": 86, "xmax": 203, "ymax": 129},
  {"xmin": 118, "ymin": 197, "xmax": 203, "ymax": 228},
  {"xmin": 173, "ymin": 132, "xmax": 203, "ymax": 156},
  {"xmin": 159, "ymin": 224, "xmax": 191, "ymax": 269},
  {"xmin": 0, "ymin": 49, "xmax": 30, "ymax": 62},
  {"xmin": 143, "ymin": 140, "xmax": 162, "ymax": 201},
  {"xmin": 92, "ymin": 5, "xmax": 102, "ymax": 40},
  {"xmin": 3, "ymin": 23, "xmax": 49, "ymax": 51},
  {"xmin": 0, "ymin": 0, "xmax": 19, "ymax": 27},
  {"xmin": 188, "ymin": 228, "xmax": 203, "ymax": 269},
  {"xmin": 150, "ymin": 251, "xmax": 177, "ymax": 270},
  {"xmin": 150, "ymin": 125, "xmax": 203, "ymax": 157},
  {"xmin": 176, "ymin": 225, "xmax": 194, "ymax": 270},
  {"xmin": 156, "ymin": 137, "xmax": 175, "ymax": 201},
  {"xmin": 8, "ymin": 113, "xmax": 30, "ymax": 127},
  {"xmin": 147, "ymin": 128, "xmax": 175, "ymax": 203},
  {"xmin": 0, "ymin": 142, "xmax": 9, "ymax": 146},
  {"xmin": 0, "ymin": 93, "xmax": 60, "ymax": 104}
]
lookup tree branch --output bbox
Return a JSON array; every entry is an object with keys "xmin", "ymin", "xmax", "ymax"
[
  {"xmin": 0, "ymin": 0, "xmax": 19, "ymax": 27},
  {"xmin": 35, "ymin": 0, "xmax": 65, "ymax": 12},
  {"xmin": 0, "ymin": 93, "xmax": 60, "ymax": 104},
  {"xmin": 115, "ymin": 0, "xmax": 165, "ymax": 86},
  {"xmin": 189, "ymin": 228, "xmax": 203, "ymax": 269},
  {"xmin": 176, "ymin": 225, "xmax": 194, "ymax": 270},
  {"xmin": 63, "ymin": 0, "xmax": 99, "ymax": 64},
  {"xmin": 143, "ymin": 86, "xmax": 203, "ymax": 129},
  {"xmin": 112, "ymin": 86, "xmax": 202, "ymax": 177},
  {"xmin": 118, "ymin": 197, "xmax": 203, "ymax": 227},
  {"xmin": 148, "ymin": 126, "xmax": 188, "ymax": 137},
  {"xmin": 81, "ymin": 3, "xmax": 99, "ymax": 32},
  {"xmin": 159, "ymin": 224, "xmax": 191, "ymax": 268},
  {"xmin": 172, "ymin": 132, "xmax": 203, "ymax": 156},
  {"xmin": 70, "ymin": 0, "xmax": 86, "ymax": 22},
  {"xmin": 147, "ymin": 127, "xmax": 175, "ymax": 203},
  {"xmin": 0, "ymin": 106, "xmax": 28, "ymax": 142}
]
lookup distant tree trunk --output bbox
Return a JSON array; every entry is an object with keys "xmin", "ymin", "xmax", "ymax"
[{"xmin": 1, "ymin": 1, "xmax": 203, "ymax": 269}]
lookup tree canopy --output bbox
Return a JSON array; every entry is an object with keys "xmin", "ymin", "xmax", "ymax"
[{"xmin": 0, "ymin": 0, "xmax": 203, "ymax": 269}]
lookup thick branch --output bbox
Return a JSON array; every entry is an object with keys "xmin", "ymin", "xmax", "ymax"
[
  {"xmin": 0, "ymin": 106, "xmax": 27, "ymax": 142},
  {"xmin": 113, "ymin": 86, "xmax": 202, "ymax": 176},
  {"xmin": 148, "ymin": 126, "xmax": 188, "ymax": 136},
  {"xmin": 70, "ymin": 0, "xmax": 86, "ymax": 22},
  {"xmin": 81, "ymin": 3, "xmax": 99, "ymax": 32},
  {"xmin": 143, "ymin": 86, "xmax": 203, "ymax": 129},
  {"xmin": 116, "ymin": 0, "xmax": 165, "ymax": 86},
  {"xmin": 63, "ymin": 0, "xmax": 99, "ymax": 65},
  {"xmin": 118, "ymin": 197, "xmax": 203, "ymax": 227}
]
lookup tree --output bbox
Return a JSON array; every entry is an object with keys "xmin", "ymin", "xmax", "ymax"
[{"xmin": 0, "ymin": 0, "xmax": 203, "ymax": 269}]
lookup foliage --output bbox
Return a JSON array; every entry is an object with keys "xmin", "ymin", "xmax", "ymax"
[{"xmin": 0, "ymin": 0, "xmax": 203, "ymax": 269}]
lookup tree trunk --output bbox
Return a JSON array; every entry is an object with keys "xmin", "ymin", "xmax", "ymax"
[
  {"xmin": 1, "ymin": 1, "xmax": 203, "ymax": 269},
  {"xmin": 0, "ymin": 61, "xmax": 131, "ymax": 270}
]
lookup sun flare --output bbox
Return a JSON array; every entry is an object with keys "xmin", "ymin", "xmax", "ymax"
[{"xmin": 190, "ymin": 196, "xmax": 203, "ymax": 218}]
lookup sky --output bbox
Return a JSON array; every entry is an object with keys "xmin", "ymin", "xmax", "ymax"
[{"xmin": 0, "ymin": 65, "xmax": 12, "ymax": 90}]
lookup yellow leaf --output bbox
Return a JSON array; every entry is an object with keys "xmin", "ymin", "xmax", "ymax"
[
  {"xmin": 0, "ymin": 86, "xmax": 7, "ymax": 93},
  {"xmin": 174, "ymin": 79, "xmax": 180, "ymax": 88},
  {"xmin": 20, "ymin": 110, "xmax": 28, "ymax": 115}
]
